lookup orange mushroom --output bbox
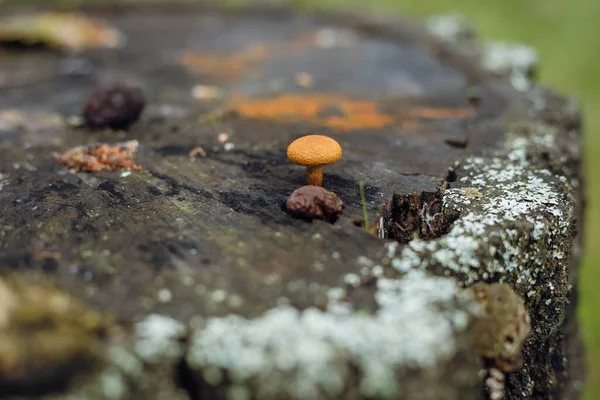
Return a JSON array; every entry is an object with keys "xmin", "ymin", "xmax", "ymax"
[{"xmin": 287, "ymin": 135, "xmax": 342, "ymax": 186}]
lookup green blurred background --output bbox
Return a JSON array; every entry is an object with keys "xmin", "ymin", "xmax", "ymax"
[{"xmin": 4, "ymin": 0, "xmax": 599, "ymax": 397}]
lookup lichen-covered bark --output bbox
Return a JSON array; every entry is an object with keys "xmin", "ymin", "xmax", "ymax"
[{"xmin": 0, "ymin": 2, "xmax": 585, "ymax": 400}]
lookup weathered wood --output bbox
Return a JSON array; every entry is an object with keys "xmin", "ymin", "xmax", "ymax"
[{"xmin": 0, "ymin": 3, "xmax": 585, "ymax": 400}]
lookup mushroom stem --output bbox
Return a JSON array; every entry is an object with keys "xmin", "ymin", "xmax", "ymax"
[{"xmin": 306, "ymin": 165, "xmax": 324, "ymax": 186}]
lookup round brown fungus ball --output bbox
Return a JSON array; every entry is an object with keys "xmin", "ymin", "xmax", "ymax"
[
  {"xmin": 83, "ymin": 82, "xmax": 145, "ymax": 130},
  {"xmin": 285, "ymin": 185, "xmax": 344, "ymax": 223},
  {"xmin": 287, "ymin": 135, "xmax": 342, "ymax": 186}
]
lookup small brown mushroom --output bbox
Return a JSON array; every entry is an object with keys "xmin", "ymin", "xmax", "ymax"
[
  {"xmin": 285, "ymin": 185, "xmax": 344, "ymax": 222},
  {"xmin": 287, "ymin": 135, "xmax": 342, "ymax": 186}
]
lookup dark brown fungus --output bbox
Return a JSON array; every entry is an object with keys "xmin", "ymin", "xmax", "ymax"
[
  {"xmin": 285, "ymin": 185, "xmax": 344, "ymax": 223},
  {"xmin": 83, "ymin": 82, "xmax": 145, "ymax": 130}
]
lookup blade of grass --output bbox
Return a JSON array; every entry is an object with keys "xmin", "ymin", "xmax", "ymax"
[{"xmin": 359, "ymin": 181, "xmax": 369, "ymax": 232}]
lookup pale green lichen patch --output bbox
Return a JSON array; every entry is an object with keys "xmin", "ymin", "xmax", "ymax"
[
  {"xmin": 186, "ymin": 270, "xmax": 480, "ymax": 399},
  {"xmin": 457, "ymin": 187, "xmax": 483, "ymax": 199}
]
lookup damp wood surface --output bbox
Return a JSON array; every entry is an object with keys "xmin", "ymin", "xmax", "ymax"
[
  {"xmin": 0, "ymin": 3, "xmax": 508, "ymax": 320},
  {"xmin": 0, "ymin": 3, "xmax": 586, "ymax": 400}
]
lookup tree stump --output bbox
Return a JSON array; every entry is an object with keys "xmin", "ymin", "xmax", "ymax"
[{"xmin": 0, "ymin": 3, "xmax": 586, "ymax": 400}]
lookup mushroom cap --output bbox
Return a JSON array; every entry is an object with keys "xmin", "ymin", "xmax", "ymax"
[{"xmin": 287, "ymin": 135, "xmax": 342, "ymax": 166}]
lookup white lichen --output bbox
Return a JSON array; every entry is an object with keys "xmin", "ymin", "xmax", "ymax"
[
  {"xmin": 187, "ymin": 270, "xmax": 477, "ymax": 399},
  {"xmin": 344, "ymin": 273, "xmax": 361, "ymax": 287},
  {"xmin": 157, "ymin": 288, "xmax": 172, "ymax": 304},
  {"xmin": 425, "ymin": 14, "xmax": 473, "ymax": 43},
  {"xmin": 482, "ymin": 42, "xmax": 538, "ymax": 91},
  {"xmin": 133, "ymin": 314, "xmax": 187, "ymax": 364},
  {"xmin": 99, "ymin": 369, "xmax": 128, "ymax": 400},
  {"xmin": 387, "ymin": 120, "xmax": 575, "ymax": 290}
]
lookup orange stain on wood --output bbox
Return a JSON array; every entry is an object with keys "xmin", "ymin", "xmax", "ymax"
[
  {"xmin": 177, "ymin": 44, "xmax": 270, "ymax": 80},
  {"xmin": 232, "ymin": 93, "xmax": 394, "ymax": 131},
  {"xmin": 177, "ymin": 28, "xmax": 339, "ymax": 81}
]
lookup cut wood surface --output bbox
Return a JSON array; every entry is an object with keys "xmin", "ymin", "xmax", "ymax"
[{"xmin": 0, "ymin": 3, "xmax": 586, "ymax": 400}]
